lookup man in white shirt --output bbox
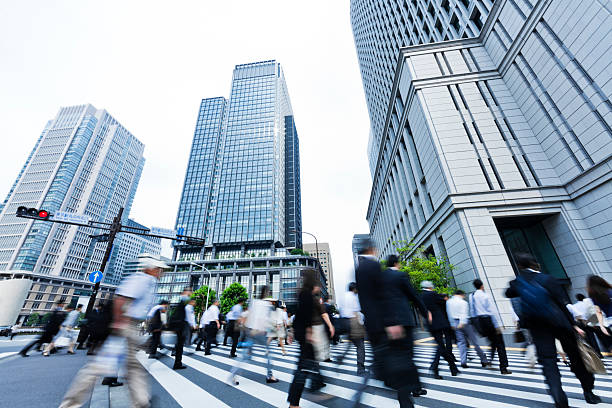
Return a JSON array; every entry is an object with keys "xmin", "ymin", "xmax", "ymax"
[
  {"xmin": 337, "ymin": 282, "xmax": 366, "ymax": 374},
  {"xmin": 471, "ymin": 279, "xmax": 511, "ymax": 374},
  {"xmin": 447, "ymin": 290, "xmax": 488, "ymax": 368},
  {"xmin": 60, "ymin": 257, "xmax": 168, "ymax": 408},
  {"xmin": 200, "ymin": 300, "xmax": 220, "ymax": 355},
  {"xmin": 225, "ymin": 300, "xmax": 244, "ymax": 358}
]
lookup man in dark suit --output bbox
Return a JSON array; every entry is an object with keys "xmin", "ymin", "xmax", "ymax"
[
  {"xmin": 420, "ymin": 281, "xmax": 459, "ymax": 378},
  {"xmin": 147, "ymin": 300, "xmax": 168, "ymax": 358},
  {"xmin": 167, "ymin": 287, "xmax": 192, "ymax": 370},
  {"xmin": 20, "ymin": 302, "xmax": 66, "ymax": 357},
  {"xmin": 506, "ymin": 253, "xmax": 601, "ymax": 407}
]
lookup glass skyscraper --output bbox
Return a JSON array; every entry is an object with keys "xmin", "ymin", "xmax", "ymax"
[
  {"xmin": 352, "ymin": 0, "xmax": 612, "ymax": 326},
  {"xmin": 0, "ymin": 104, "xmax": 145, "ymax": 284},
  {"xmin": 174, "ymin": 60, "xmax": 302, "ymax": 260}
]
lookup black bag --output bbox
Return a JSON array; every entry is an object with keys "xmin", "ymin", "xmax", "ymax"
[
  {"xmin": 513, "ymin": 330, "xmax": 526, "ymax": 343},
  {"xmin": 372, "ymin": 338, "xmax": 420, "ymax": 392}
]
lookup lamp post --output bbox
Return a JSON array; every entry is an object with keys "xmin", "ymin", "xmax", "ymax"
[
  {"xmin": 290, "ymin": 229, "xmax": 321, "ymax": 275},
  {"xmin": 190, "ymin": 262, "xmax": 212, "ymax": 311}
]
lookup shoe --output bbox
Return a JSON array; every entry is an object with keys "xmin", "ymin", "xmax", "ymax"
[
  {"xmin": 101, "ymin": 378, "xmax": 123, "ymax": 387},
  {"xmin": 230, "ymin": 354, "xmax": 237, "ymax": 358},
  {"xmin": 500, "ymin": 369, "xmax": 512, "ymax": 375},
  {"xmin": 67, "ymin": 350, "xmax": 75, "ymax": 354},
  {"xmin": 266, "ymin": 377, "xmax": 279, "ymax": 384},
  {"xmin": 227, "ymin": 376, "xmax": 239, "ymax": 386},
  {"xmin": 108, "ymin": 381, "xmax": 123, "ymax": 387},
  {"xmin": 461, "ymin": 363, "xmax": 469, "ymax": 369},
  {"xmin": 19, "ymin": 351, "xmax": 28, "ymax": 357},
  {"xmin": 412, "ymin": 388, "xmax": 427, "ymax": 397},
  {"xmin": 204, "ymin": 352, "xmax": 212, "ymax": 355},
  {"xmin": 431, "ymin": 371, "xmax": 443, "ymax": 380},
  {"xmin": 584, "ymin": 391, "xmax": 601, "ymax": 404},
  {"xmin": 171, "ymin": 352, "xmax": 176, "ymax": 356},
  {"xmin": 87, "ymin": 351, "xmax": 95, "ymax": 356},
  {"xmin": 195, "ymin": 347, "xmax": 202, "ymax": 352},
  {"xmin": 451, "ymin": 368, "xmax": 460, "ymax": 376},
  {"xmin": 173, "ymin": 365, "xmax": 187, "ymax": 370},
  {"xmin": 324, "ymin": 358, "xmax": 333, "ymax": 362},
  {"xmin": 482, "ymin": 362, "xmax": 492, "ymax": 368},
  {"xmin": 42, "ymin": 352, "xmax": 49, "ymax": 357}
]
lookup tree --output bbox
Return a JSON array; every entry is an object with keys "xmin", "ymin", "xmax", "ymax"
[
  {"xmin": 290, "ymin": 248, "xmax": 310, "ymax": 256},
  {"xmin": 40, "ymin": 313, "xmax": 52, "ymax": 326},
  {"xmin": 190, "ymin": 286, "xmax": 217, "ymax": 317},
  {"xmin": 220, "ymin": 283, "xmax": 249, "ymax": 315},
  {"xmin": 396, "ymin": 241, "xmax": 457, "ymax": 297},
  {"xmin": 25, "ymin": 313, "xmax": 40, "ymax": 327}
]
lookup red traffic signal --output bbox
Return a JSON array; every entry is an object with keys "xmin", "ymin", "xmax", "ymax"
[{"xmin": 16, "ymin": 206, "xmax": 50, "ymax": 220}]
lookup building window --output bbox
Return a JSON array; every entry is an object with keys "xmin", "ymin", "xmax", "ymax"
[
  {"xmin": 35, "ymin": 293, "xmax": 44, "ymax": 300},
  {"xmin": 32, "ymin": 302, "xmax": 41, "ymax": 309},
  {"xmin": 63, "ymin": 288, "xmax": 70, "ymax": 294}
]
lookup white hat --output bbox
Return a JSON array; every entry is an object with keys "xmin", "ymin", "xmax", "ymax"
[
  {"xmin": 140, "ymin": 257, "xmax": 170, "ymax": 270},
  {"xmin": 420, "ymin": 280, "xmax": 434, "ymax": 289}
]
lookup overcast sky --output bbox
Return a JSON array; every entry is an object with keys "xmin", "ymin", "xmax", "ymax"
[{"xmin": 0, "ymin": 1, "xmax": 372, "ymax": 297}]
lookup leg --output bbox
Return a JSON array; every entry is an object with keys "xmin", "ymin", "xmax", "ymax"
[
  {"xmin": 430, "ymin": 330, "xmax": 444, "ymax": 373},
  {"xmin": 20, "ymin": 337, "xmax": 43, "ymax": 356},
  {"xmin": 223, "ymin": 321, "xmax": 232, "ymax": 346},
  {"xmin": 464, "ymin": 324, "xmax": 488, "ymax": 364},
  {"xmin": 230, "ymin": 327, "xmax": 240, "ymax": 357},
  {"xmin": 173, "ymin": 328, "xmax": 185, "ymax": 368},
  {"xmin": 455, "ymin": 327, "xmax": 468, "ymax": 366},
  {"xmin": 397, "ymin": 386, "xmax": 415, "ymax": 408},
  {"xmin": 531, "ymin": 328, "xmax": 568, "ymax": 407},
  {"xmin": 288, "ymin": 340, "xmax": 313, "ymax": 406},
  {"xmin": 204, "ymin": 326, "xmax": 214, "ymax": 354},
  {"xmin": 444, "ymin": 328, "xmax": 455, "ymax": 360},
  {"xmin": 59, "ymin": 359, "xmax": 107, "ymax": 408},
  {"xmin": 352, "ymin": 337, "xmax": 366, "ymax": 373},
  {"xmin": 257, "ymin": 333, "xmax": 274, "ymax": 379},
  {"xmin": 557, "ymin": 330, "xmax": 594, "ymax": 393},
  {"xmin": 493, "ymin": 332, "xmax": 509, "ymax": 370},
  {"xmin": 124, "ymin": 326, "xmax": 150, "ymax": 407}
]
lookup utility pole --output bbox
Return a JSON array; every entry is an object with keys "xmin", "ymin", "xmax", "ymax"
[{"xmin": 85, "ymin": 207, "xmax": 123, "ymax": 316}]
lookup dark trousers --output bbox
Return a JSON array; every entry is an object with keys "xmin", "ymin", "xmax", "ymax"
[
  {"xmin": 480, "ymin": 317, "xmax": 508, "ymax": 370},
  {"xmin": 223, "ymin": 321, "xmax": 233, "ymax": 346},
  {"xmin": 530, "ymin": 326, "xmax": 594, "ymax": 407},
  {"xmin": 149, "ymin": 331, "xmax": 161, "ymax": 355},
  {"xmin": 174, "ymin": 326, "xmax": 186, "ymax": 367},
  {"xmin": 288, "ymin": 340, "xmax": 323, "ymax": 405},
  {"xmin": 21, "ymin": 337, "xmax": 44, "ymax": 355},
  {"xmin": 227, "ymin": 321, "xmax": 240, "ymax": 356},
  {"xmin": 430, "ymin": 327, "xmax": 457, "ymax": 372},
  {"xmin": 205, "ymin": 324, "xmax": 218, "ymax": 354}
]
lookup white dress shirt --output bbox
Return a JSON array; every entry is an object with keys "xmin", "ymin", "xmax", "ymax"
[
  {"xmin": 147, "ymin": 304, "xmax": 164, "ymax": 318},
  {"xmin": 116, "ymin": 272, "xmax": 157, "ymax": 320},
  {"xmin": 568, "ymin": 298, "xmax": 595, "ymax": 320},
  {"xmin": 226, "ymin": 304, "xmax": 243, "ymax": 321},
  {"xmin": 471, "ymin": 289, "xmax": 501, "ymax": 328},
  {"xmin": 341, "ymin": 291, "xmax": 361, "ymax": 318},
  {"xmin": 185, "ymin": 304, "xmax": 196, "ymax": 327},
  {"xmin": 446, "ymin": 295, "xmax": 469, "ymax": 326},
  {"xmin": 200, "ymin": 304, "xmax": 220, "ymax": 327}
]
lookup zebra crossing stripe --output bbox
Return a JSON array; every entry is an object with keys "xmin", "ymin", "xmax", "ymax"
[{"xmin": 136, "ymin": 351, "xmax": 230, "ymax": 407}]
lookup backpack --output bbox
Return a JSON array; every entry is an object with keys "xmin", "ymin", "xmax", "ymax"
[{"xmin": 514, "ymin": 276, "xmax": 559, "ymax": 325}]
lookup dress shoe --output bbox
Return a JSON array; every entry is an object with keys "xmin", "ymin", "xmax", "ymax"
[
  {"xmin": 461, "ymin": 363, "xmax": 469, "ymax": 369},
  {"xmin": 451, "ymin": 368, "xmax": 460, "ymax": 376},
  {"xmin": 101, "ymin": 377, "xmax": 123, "ymax": 387},
  {"xmin": 584, "ymin": 390, "xmax": 601, "ymax": 404},
  {"xmin": 482, "ymin": 362, "xmax": 492, "ymax": 368},
  {"xmin": 431, "ymin": 371, "xmax": 443, "ymax": 380},
  {"xmin": 500, "ymin": 369, "xmax": 512, "ymax": 375},
  {"xmin": 195, "ymin": 347, "xmax": 202, "ymax": 352},
  {"xmin": 204, "ymin": 352, "xmax": 212, "ymax": 355},
  {"xmin": 229, "ymin": 354, "xmax": 237, "ymax": 358},
  {"xmin": 173, "ymin": 365, "xmax": 187, "ymax": 370},
  {"xmin": 266, "ymin": 377, "xmax": 279, "ymax": 384},
  {"xmin": 412, "ymin": 388, "xmax": 427, "ymax": 397}
]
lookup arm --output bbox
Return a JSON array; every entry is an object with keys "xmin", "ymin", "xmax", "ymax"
[
  {"xmin": 483, "ymin": 293, "xmax": 501, "ymax": 329},
  {"xmin": 595, "ymin": 306, "xmax": 610, "ymax": 335},
  {"xmin": 321, "ymin": 312, "xmax": 335, "ymax": 338},
  {"xmin": 400, "ymin": 273, "xmax": 428, "ymax": 319}
]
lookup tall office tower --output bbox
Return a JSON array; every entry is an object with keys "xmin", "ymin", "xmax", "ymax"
[
  {"xmin": 352, "ymin": 0, "xmax": 612, "ymax": 325},
  {"xmin": 303, "ymin": 243, "xmax": 335, "ymax": 300},
  {"xmin": 0, "ymin": 104, "xmax": 145, "ymax": 285},
  {"xmin": 174, "ymin": 60, "xmax": 302, "ymax": 260},
  {"xmin": 351, "ymin": 0, "xmax": 494, "ymax": 175}
]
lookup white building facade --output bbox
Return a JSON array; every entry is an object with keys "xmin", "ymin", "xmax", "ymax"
[
  {"xmin": 353, "ymin": 0, "xmax": 612, "ymax": 325},
  {"xmin": 303, "ymin": 242, "xmax": 335, "ymax": 301}
]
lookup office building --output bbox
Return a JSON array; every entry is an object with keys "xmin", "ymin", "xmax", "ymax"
[
  {"xmin": 303, "ymin": 243, "xmax": 335, "ymax": 300},
  {"xmin": 352, "ymin": 0, "xmax": 612, "ymax": 325},
  {"xmin": 351, "ymin": 233, "xmax": 371, "ymax": 269},
  {"xmin": 167, "ymin": 60, "xmax": 321, "ymax": 305}
]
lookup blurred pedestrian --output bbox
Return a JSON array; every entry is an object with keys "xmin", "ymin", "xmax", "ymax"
[
  {"xmin": 58, "ymin": 257, "xmax": 167, "ymax": 408},
  {"xmin": 471, "ymin": 278, "xmax": 511, "ymax": 375},
  {"xmin": 506, "ymin": 253, "xmax": 600, "ymax": 406},
  {"xmin": 287, "ymin": 270, "xmax": 335, "ymax": 407},
  {"xmin": 228, "ymin": 286, "xmax": 279, "ymax": 385},
  {"xmin": 587, "ymin": 275, "xmax": 612, "ymax": 352},
  {"xmin": 568, "ymin": 294, "xmax": 602, "ymax": 357},
  {"xmin": 447, "ymin": 289, "xmax": 489, "ymax": 368},
  {"xmin": 267, "ymin": 301, "xmax": 287, "ymax": 356},
  {"xmin": 44, "ymin": 304, "xmax": 83, "ymax": 356},
  {"xmin": 421, "ymin": 281, "xmax": 459, "ymax": 379},
  {"xmin": 225, "ymin": 299, "xmax": 245, "ymax": 357},
  {"xmin": 167, "ymin": 287, "xmax": 194, "ymax": 370},
  {"xmin": 335, "ymin": 282, "xmax": 366, "ymax": 375},
  {"xmin": 147, "ymin": 300, "xmax": 168, "ymax": 359},
  {"xmin": 201, "ymin": 300, "xmax": 221, "ymax": 355},
  {"xmin": 19, "ymin": 302, "xmax": 66, "ymax": 357}
]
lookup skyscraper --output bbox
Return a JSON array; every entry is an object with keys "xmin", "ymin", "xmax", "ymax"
[
  {"xmin": 174, "ymin": 60, "xmax": 302, "ymax": 260},
  {"xmin": 303, "ymin": 242, "xmax": 335, "ymax": 300},
  {"xmin": 0, "ymin": 104, "xmax": 145, "ymax": 284},
  {"xmin": 352, "ymin": 0, "xmax": 612, "ymax": 325}
]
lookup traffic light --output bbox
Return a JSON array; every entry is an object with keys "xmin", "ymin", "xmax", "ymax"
[{"xmin": 16, "ymin": 206, "xmax": 50, "ymax": 220}]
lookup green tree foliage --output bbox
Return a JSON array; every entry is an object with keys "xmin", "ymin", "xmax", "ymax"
[
  {"xmin": 25, "ymin": 313, "xmax": 40, "ymax": 326},
  {"xmin": 219, "ymin": 283, "xmax": 249, "ymax": 315},
  {"xmin": 290, "ymin": 248, "xmax": 310, "ymax": 256},
  {"xmin": 190, "ymin": 286, "xmax": 217, "ymax": 317},
  {"xmin": 40, "ymin": 313, "xmax": 52, "ymax": 326},
  {"xmin": 396, "ymin": 241, "xmax": 457, "ymax": 296}
]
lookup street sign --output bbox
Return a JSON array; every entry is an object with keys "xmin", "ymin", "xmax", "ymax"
[
  {"xmin": 53, "ymin": 211, "xmax": 91, "ymax": 224},
  {"xmin": 88, "ymin": 270, "xmax": 103, "ymax": 284},
  {"xmin": 150, "ymin": 226, "xmax": 177, "ymax": 239},
  {"xmin": 177, "ymin": 226, "xmax": 185, "ymax": 236}
]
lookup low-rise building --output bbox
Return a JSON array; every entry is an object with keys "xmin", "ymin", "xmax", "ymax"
[{"xmin": 303, "ymin": 243, "xmax": 335, "ymax": 301}]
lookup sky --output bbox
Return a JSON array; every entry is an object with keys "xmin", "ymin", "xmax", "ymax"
[{"xmin": 0, "ymin": 0, "xmax": 372, "ymax": 298}]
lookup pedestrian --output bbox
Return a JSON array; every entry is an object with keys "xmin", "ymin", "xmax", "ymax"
[
  {"xmin": 335, "ymin": 282, "xmax": 366, "ymax": 375},
  {"xmin": 506, "ymin": 253, "xmax": 601, "ymax": 406},
  {"xmin": 267, "ymin": 301, "xmax": 287, "ymax": 356},
  {"xmin": 228, "ymin": 286, "xmax": 279, "ymax": 385},
  {"xmin": 471, "ymin": 278, "xmax": 511, "ymax": 375},
  {"xmin": 587, "ymin": 275, "xmax": 612, "ymax": 352},
  {"xmin": 147, "ymin": 300, "xmax": 168, "ymax": 358},
  {"xmin": 19, "ymin": 302, "xmax": 66, "ymax": 357},
  {"xmin": 44, "ymin": 304, "xmax": 83, "ymax": 356},
  {"xmin": 167, "ymin": 287, "xmax": 195, "ymax": 369},
  {"xmin": 354, "ymin": 240, "xmax": 420, "ymax": 407},
  {"xmin": 58, "ymin": 257, "xmax": 167, "ymax": 408},
  {"xmin": 201, "ymin": 300, "xmax": 221, "ymax": 355},
  {"xmin": 446, "ymin": 289, "xmax": 489, "ymax": 368},
  {"xmin": 420, "ymin": 281, "xmax": 459, "ymax": 379},
  {"xmin": 287, "ymin": 270, "xmax": 334, "ymax": 407},
  {"xmin": 10, "ymin": 323, "xmax": 20, "ymax": 340},
  {"xmin": 225, "ymin": 299, "xmax": 244, "ymax": 357},
  {"xmin": 568, "ymin": 294, "xmax": 602, "ymax": 357}
]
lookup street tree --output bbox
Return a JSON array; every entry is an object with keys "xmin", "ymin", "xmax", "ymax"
[
  {"xmin": 190, "ymin": 285, "xmax": 217, "ymax": 317},
  {"xmin": 395, "ymin": 241, "xmax": 457, "ymax": 296},
  {"xmin": 220, "ymin": 282, "xmax": 249, "ymax": 315}
]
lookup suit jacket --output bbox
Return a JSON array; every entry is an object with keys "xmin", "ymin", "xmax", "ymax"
[
  {"xmin": 383, "ymin": 268, "xmax": 428, "ymax": 328},
  {"xmin": 421, "ymin": 290, "xmax": 450, "ymax": 331},
  {"xmin": 168, "ymin": 300, "xmax": 187, "ymax": 331},
  {"xmin": 505, "ymin": 269, "xmax": 574, "ymax": 330},
  {"xmin": 149, "ymin": 308, "xmax": 164, "ymax": 331},
  {"xmin": 44, "ymin": 309, "xmax": 66, "ymax": 336},
  {"xmin": 355, "ymin": 256, "xmax": 385, "ymax": 340}
]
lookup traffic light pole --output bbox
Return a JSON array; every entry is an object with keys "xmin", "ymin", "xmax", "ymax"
[{"xmin": 85, "ymin": 207, "xmax": 123, "ymax": 316}]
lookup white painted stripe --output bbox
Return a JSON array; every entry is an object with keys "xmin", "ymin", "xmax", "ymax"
[
  {"xmin": 0, "ymin": 352, "xmax": 17, "ymax": 359},
  {"xmin": 136, "ymin": 352, "xmax": 230, "ymax": 407}
]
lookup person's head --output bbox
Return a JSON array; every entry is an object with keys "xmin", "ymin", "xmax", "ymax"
[
  {"xmin": 386, "ymin": 254, "xmax": 400, "ymax": 269},
  {"xmin": 56, "ymin": 302, "xmax": 65, "ymax": 310},
  {"xmin": 181, "ymin": 287, "xmax": 193, "ymax": 297},
  {"xmin": 514, "ymin": 252, "xmax": 540, "ymax": 271},
  {"xmin": 76, "ymin": 304, "xmax": 83, "ymax": 311},
  {"xmin": 313, "ymin": 284, "xmax": 322, "ymax": 296},
  {"xmin": 473, "ymin": 279, "xmax": 484, "ymax": 291},
  {"xmin": 140, "ymin": 257, "xmax": 169, "ymax": 279},
  {"xmin": 65, "ymin": 304, "xmax": 75, "ymax": 311},
  {"xmin": 323, "ymin": 295, "xmax": 330, "ymax": 303},
  {"xmin": 302, "ymin": 269, "xmax": 317, "ymax": 293},
  {"xmin": 587, "ymin": 275, "xmax": 612, "ymax": 306},
  {"xmin": 420, "ymin": 280, "xmax": 434, "ymax": 291},
  {"xmin": 188, "ymin": 298, "xmax": 196, "ymax": 306},
  {"xmin": 159, "ymin": 299, "xmax": 169, "ymax": 310},
  {"xmin": 357, "ymin": 237, "xmax": 376, "ymax": 256},
  {"xmin": 237, "ymin": 299, "xmax": 245, "ymax": 305},
  {"xmin": 259, "ymin": 285, "xmax": 270, "ymax": 299},
  {"xmin": 348, "ymin": 282, "xmax": 357, "ymax": 293},
  {"xmin": 454, "ymin": 289, "xmax": 466, "ymax": 298},
  {"xmin": 212, "ymin": 299, "xmax": 219, "ymax": 306},
  {"xmin": 576, "ymin": 294, "xmax": 586, "ymax": 302}
]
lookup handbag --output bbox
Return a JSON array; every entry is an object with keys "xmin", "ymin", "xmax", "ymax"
[
  {"xmin": 468, "ymin": 294, "xmax": 485, "ymax": 336},
  {"xmin": 577, "ymin": 337, "xmax": 606, "ymax": 374},
  {"xmin": 513, "ymin": 330, "xmax": 526, "ymax": 343}
]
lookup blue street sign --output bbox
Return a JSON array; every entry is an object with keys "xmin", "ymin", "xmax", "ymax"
[
  {"xmin": 88, "ymin": 270, "xmax": 103, "ymax": 284},
  {"xmin": 177, "ymin": 227, "xmax": 185, "ymax": 236}
]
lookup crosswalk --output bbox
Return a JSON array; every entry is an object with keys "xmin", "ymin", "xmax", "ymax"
[{"xmin": 131, "ymin": 339, "xmax": 612, "ymax": 407}]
